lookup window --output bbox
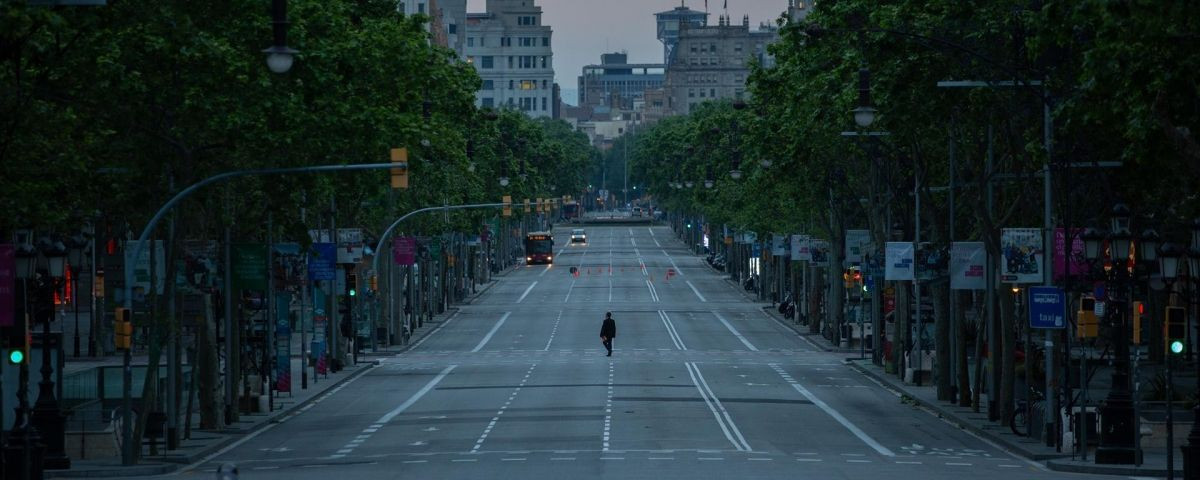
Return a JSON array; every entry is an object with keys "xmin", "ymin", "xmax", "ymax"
[
  {"xmin": 508, "ymin": 56, "xmax": 514, "ymax": 69},
  {"xmin": 467, "ymin": 37, "xmax": 475, "ymax": 47},
  {"xmin": 481, "ymin": 56, "xmax": 494, "ymax": 69},
  {"xmin": 690, "ymin": 45, "xmax": 698, "ymax": 53},
  {"xmin": 482, "ymin": 80, "xmax": 494, "ymax": 90},
  {"xmin": 448, "ymin": 24, "xmax": 457, "ymax": 34},
  {"xmin": 417, "ymin": 2, "xmax": 425, "ymax": 14},
  {"xmin": 542, "ymin": 97, "xmax": 548, "ymax": 111},
  {"xmin": 520, "ymin": 37, "xmax": 535, "ymax": 47},
  {"xmin": 735, "ymin": 42, "xmax": 743, "ymax": 53},
  {"xmin": 518, "ymin": 16, "xmax": 538, "ymax": 26},
  {"xmin": 699, "ymin": 89, "xmax": 706, "ymax": 98},
  {"xmin": 539, "ymin": 56, "xmax": 547, "ymax": 68},
  {"xmin": 710, "ymin": 43, "xmax": 717, "ymax": 53},
  {"xmin": 521, "ymin": 80, "xmax": 535, "ymax": 90},
  {"xmin": 688, "ymin": 88, "xmax": 695, "ymax": 98},
  {"xmin": 710, "ymin": 88, "xmax": 716, "ymax": 97},
  {"xmin": 542, "ymin": 37, "xmax": 550, "ymax": 47},
  {"xmin": 482, "ymin": 97, "xmax": 494, "ymax": 108},
  {"xmin": 509, "ymin": 80, "xmax": 515, "ymax": 90},
  {"xmin": 542, "ymin": 79, "xmax": 548, "ymax": 89}
]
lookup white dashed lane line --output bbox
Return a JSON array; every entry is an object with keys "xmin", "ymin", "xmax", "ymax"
[
  {"xmin": 603, "ymin": 361, "xmax": 615, "ymax": 451},
  {"xmin": 472, "ymin": 364, "xmax": 538, "ymax": 453}
]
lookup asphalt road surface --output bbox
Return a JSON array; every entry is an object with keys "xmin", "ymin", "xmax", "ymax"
[{"xmin": 167, "ymin": 225, "xmax": 1110, "ymax": 480}]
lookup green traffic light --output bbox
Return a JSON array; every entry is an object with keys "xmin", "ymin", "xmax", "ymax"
[
  {"xmin": 349, "ymin": 289, "xmax": 356, "ymax": 297},
  {"xmin": 8, "ymin": 350, "xmax": 24, "ymax": 364},
  {"xmin": 1169, "ymin": 340, "xmax": 1184, "ymax": 355}
]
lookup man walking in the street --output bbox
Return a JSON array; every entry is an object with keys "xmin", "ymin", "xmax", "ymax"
[{"xmin": 600, "ymin": 312, "xmax": 616, "ymax": 357}]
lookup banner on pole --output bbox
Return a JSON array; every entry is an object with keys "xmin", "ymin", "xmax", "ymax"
[
  {"xmin": 1001, "ymin": 228, "xmax": 1044, "ymax": 283},
  {"xmin": 232, "ymin": 244, "xmax": 269, "ymax": 291},
  {"xmin": 845, "ymin": 230, "xmax": 871, "ymax": 265},
  {"xmin": 0, "ymin": 245, "xmax": 13, "ymax": 327},
  {"xmin": 393, "ymin": 237, "xmax": 416, "ymax": 266},
  {"xmin": 950, "ymin": 242, "xmax": 986, "ymax": 290},
  {"xmin": 1054, "ymin": 228, "xmax": 1087, "ymax": 282},
  {"xmin": 771, "ymin": 235, "xmax": 788, "ymax": 258},
  {"xmin": 915, "ymin": 242, "xmax": 948, "ymax": 281},
  {"xmin": 791, "ymin": 235, "xmax": 811, "ymax": 261},
  {"xmin": 307, "ymin": 243, "xmax": 336, "ymax": 281},
  {"xmin": 810, "ymin": 240, "xmax": 831, "ymax": 267},
  {"xmin": 885, "ymin": 242, "xmax": 915, "ymax": 281}
]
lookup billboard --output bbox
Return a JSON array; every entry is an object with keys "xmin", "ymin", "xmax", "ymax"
[
  {"xmin": 1001, "ymin": 228, "xmax": 1044, "ymax": 283},
  {"xmin": 950, "ymin": 242, "xmax": 986, "ymax": 290},
  {"xmin": 885, "ymin": 242, "xmax": 915, "ymax": 281}
]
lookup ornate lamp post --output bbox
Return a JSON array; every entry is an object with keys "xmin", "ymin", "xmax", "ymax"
[
  {"xmin": 5, "ymin": 239, "xmax": 45, "ymax": 480},
  {"xmin": 263, "ymin": 0, "xmax": 298, "ymax": 74},
  {"xmin": 33, "ymin": 237, "xmax": 70, "ymax": 470},
  {"xmin": 1182, "ymin": 218, "xmax": 1200, "ymax": 480},
  {"xmin": 1094, "ymin": 204, "xmax": 1138, "ymax": 465}
]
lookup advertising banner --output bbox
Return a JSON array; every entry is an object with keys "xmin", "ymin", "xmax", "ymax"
[
  {"xmin": 307, "ymin": 243, "xmax": 336, "ymax": 281},
  {"xmin": 915, "ymin": 242, "xmax": 948, "ymax": 281},
  {"xmin": 810, "ymin": 240, "xmax": 831, "ymax": 267},
  {"xmin": 771, "ymin": 235, "xmax": 788, "ymax": 257},
  {"xmin": 950, "ymin": 242, "xmax": 987, "ymax": 290},
  {"xmin": 392, "ymin": 237, "xmax": 416, "ymax": 266},
  {"xmin": 1054, "ymin": 228, "xmax": 1087, "ymax": 282},
  {"xmin": 845, "ymin": 230, "xmax": 871, "ymax": 265},
  {"xmin": 231, "ymin": 244, "xmax": 268, "ymax": 291},
  {"xmin": 0, "ymin": 245, "xmax": 13, "ymax": 327},
  {"xmin": 791, "ymin": 235, "xmax": 811, "ymax": 261},
  {"xmin": 885, "ymin": 242, "xmax": 915, "ymax": 281},
  {"xmin": 1001, "ymin": 228, "xmax": 1044, "ymax": 283}
]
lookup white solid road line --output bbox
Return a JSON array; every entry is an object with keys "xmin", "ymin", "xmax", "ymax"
[
  {"xmin": 663, "ymin": 249, "xmax": 681, "ymax": 273},
  {"xmin": 659, "ymin": 310, "xmax": 687, "ymax": 350},
  {"xmin": 769, "ymin": 364, "xmax": 894, "ymax": 457},
  {"xmin": 409, "ymin": 310, "xmax": 462, "ymax": 350},
  {"xmin": 713, "ymin": 311, "xmax": 757, "ymax": 351},
  {"xmin": 648, "ymin": 227, "xmax": 655, "ymax": 236},
  {"xmin": 376, "ymin": 365, "xmax": 457, "ymax": 424},
  {"xmin": 564, "ymin": 280, "xmax": 576, "ymax": 303},
  {"xmin": 645, "ymin": 279, "xmax": 659, "ymax": 302},
  {"xmin": 517, "ymin": 281, "xmax": 538, "ymax": 303},
  {"xmin": 471, "ymin": 312, "xmax": 512, "ymax": 352},
  {"xmin": 686, "ymin": 362, "xmax": 752, "ymax": 452},
  {"xmin": 539, "ymin": 264, "xmax": 552, "ymax": 277},
  {"xmin": 686, "ymin": 280, "xmax": 706, "ymax": 302}
]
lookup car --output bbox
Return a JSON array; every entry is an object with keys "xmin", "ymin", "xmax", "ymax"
[{"xmin": 570, "ymin": 229, "xmax": 587, "ymax": 244}]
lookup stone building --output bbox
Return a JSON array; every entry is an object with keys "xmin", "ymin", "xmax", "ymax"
[
  {"xmin": 662, "ymin": 14, "xmax": 781, "ymax": 116},
  {"xmin": 464, "ymin": 0, "xmax": 556, "ymax": 118}
]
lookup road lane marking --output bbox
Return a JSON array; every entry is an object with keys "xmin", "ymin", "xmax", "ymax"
[
  {"xmin": 713, "ymin": 311, "xmax": 757, "ymax": 351},
  {"xmin": 379, "ymin": 365, "xmax": 457, "ymax": 424},
  {"xmin": 564, "ymin": 280, "xmax": 576, "ymax": 303},
  {"xmin": 769, "ymin": 364, "xmax": 894, "ymax": 457},
  {"xmin": 686, "ymin": 362, "xmax": 752, "ymax": 452},
  {"xmin": 659, "ymin": 311, "xmax": 686, "ymax": 350},
  {"xmin": 662, "ymin": 250, "xmax": 683, "ymax": 276},
  {"xmin": 407, "ymin": 309, "xmax": 462, "ymax": 350},
  {"xmin": 654, "ymin": 238, "xmax": 662, "ymax": 247},
  {"xmin": 648, "ymin": 227, "xmax": 655, "ymax": 236},
  {"xmin": 471, "ymin": 312, "xmax": 511, "ymax": 352},
  {"xmin": 473, "ymin": 363, "xmax": 537, "ymax": 452},
  {"xmin": 603, "ymin": 362, "xmax": 615, "ymax": 451},
  {"xmin": 544, "ymin": 310, "xmax": 563, "ymax": 351},
  {"xmin": 686, "ymin": 281, "xmax": 706, "ymax": 302},
  {"xmin": 517, "ymin": 281, "xmax": 538, "ymax": 303},
  {"xmin": 646, "ymin": 280, "xmax": 660, "ymax": 302},
  {"xmin": 539, "ymin": 264, "xmax": 552, "ymax": 277}
]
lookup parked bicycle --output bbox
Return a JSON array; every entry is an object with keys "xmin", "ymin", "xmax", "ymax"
[{"xmin": 1010, "ymin": 389, "xmax": 1045, "ymax": 437}]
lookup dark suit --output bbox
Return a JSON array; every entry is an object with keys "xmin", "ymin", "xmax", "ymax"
[{"xmin": 600, "ymin": 318, "xmax": 616, "ymax": 355}]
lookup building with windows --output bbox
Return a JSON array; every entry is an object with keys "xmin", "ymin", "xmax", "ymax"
[
  {"xmin": 464, "ymin": 0, "xmax": 556, "ymax": 118},
  {"xmin": 655, "ymin": 5, "xmax": 709, "ymax": 64},
  {"xmin": 399, "ymin": 0, "xmax": 468, "ymax": 57},
  {"xmin": 662, "ymin": 14, "xmax": 782, "ymax": 116},
  {"xmin": 577, "ymin": 53, "xmax": 665, "ymax": 111}
]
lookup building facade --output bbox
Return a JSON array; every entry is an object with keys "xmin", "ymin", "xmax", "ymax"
[
  {"xmin": 399, "ymin": 0, "xmax": 467, "ymax": 57},
  {"xmin": 464, "ymin": 0, "xmax": 556, "ymax": 118},
  {"xmin": 655, "ymin": 5, "xmax": 708, "ymax": 64},
  {"xmin": 577, "ymin": 53, "xmax": 665, "ymax": 111},
  {"xmin": 662, "ymin": 14, "xmax": 781, "ymax": 116}
]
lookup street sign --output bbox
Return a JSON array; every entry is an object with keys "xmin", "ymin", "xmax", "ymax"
[
  {"xmin": 307, "ymin": 243, "xmax": 336, "ymax": 281},
  {"xmin": 1029, "ymin": 286, "xmax": 1066, "ymax": 329},
  {"xmin": 231, "ymin": 244, "xmax": 268, "ymax": 291}
]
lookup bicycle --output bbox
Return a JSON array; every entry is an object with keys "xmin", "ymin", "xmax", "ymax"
[{"xmin": 1010, "ymin": 390, "xmax": 1045, "ymax": 437}]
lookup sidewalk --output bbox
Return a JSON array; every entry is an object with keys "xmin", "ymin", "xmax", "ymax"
[{"xmin": 43, "ymin": 277, "xmax": 496, "ymax": 478}]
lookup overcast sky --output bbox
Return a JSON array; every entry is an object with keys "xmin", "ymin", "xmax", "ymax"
[{"xmin": 466, "ymin": 0, "xmax": 792, "ymax": 102}]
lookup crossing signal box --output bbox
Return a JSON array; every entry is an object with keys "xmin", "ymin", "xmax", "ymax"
[
  {"xmin": 503, "ymin": 196, "xmax": 512, "ymax": 217},
  {"xmin": 1077, "ymin": 296, "xmax": 1098, "ymax": 339},
  {"xmin": 114, "ymin": 307, "xmax": 133, "ymax": 350},
  {"xmin": 524, "ymin": 199, "xmax": 531, "ymax": 214},
  {"xmin": 1165, "ymin": 306, "xmax": 1186, "ymax": 355},
  {"xmin": 390, "ymin": 147, "xmax": 409, "ymax": 190},
  {"xmin": 1132, "ymin": 301, "xmax": 1145, "ymax": 345}
]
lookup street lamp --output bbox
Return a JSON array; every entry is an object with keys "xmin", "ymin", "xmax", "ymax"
[
  {"xmin": 1093, "ymin": 204, "xmax": 1137, "ymax": 465},
  {"xmin": 65, "ymin": 232, "xmax": 88, "ymax": 358},
  {"xmin": 685, "ymin": 180, "xmax": 695, "ymax": 188},
  {"xmin": 34, "ymin": 236, "xmax": 70, "ymax": 470},
  {"xmin": 4, "ymin": 238, "xmax": 44, "ymax": 480},
  {"xmin": 705, "ymin": 167, "xmax": 714, "ymax": 189},
  {"xmin": 263, "ymin": 0, "xmax": 299, "ymax": 74},
  {"xmin": 852, "ymin": 68, "xmax": 878, "ymax": 128},
  {"xmin": 760, "ymin": 158, "xmax": 773, "ymax": 169},
  {"xmin": 1139, "ymin": 229, "xmax": 1160, "ymax": 264},
  {"xmin": 1083, "ymin": 228, "xmax": 1104, "ymax": 262}
]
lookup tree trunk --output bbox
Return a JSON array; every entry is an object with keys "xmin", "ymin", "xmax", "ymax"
[
  {"xmin": 999, "ymin": 288, "xmax": 1017, "ymax": 424},
  {"xmin": 196, "ymin": 294, "xmax": 221, "ymax": 429},
  {"xmin": 957, "ymin": 290, "xmax": 972, "ymax": 407},
  {"xmin": 895, "ymin": 281, "xmax": 910, "ymax": 377},
  {"xmin": 808, "ymin": 269, "xmax": 824, "ymax": 335},
  {"xmin": 933, "ymin": 282, "xmax": 952, "ymax": 401}
]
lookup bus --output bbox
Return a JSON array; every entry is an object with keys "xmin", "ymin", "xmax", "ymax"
[{"xmin": 524, "ymin": 232, "xmax": 554, "ymax": 265}]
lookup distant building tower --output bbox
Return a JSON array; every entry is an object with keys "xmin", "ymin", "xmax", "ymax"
[
  {"xmin": 655, "ymin": 3, "xmax": 708, "ymax": 64},
  {"xmin": 788, "ymin": 0, "xmax": 812, "ymax": 22}
]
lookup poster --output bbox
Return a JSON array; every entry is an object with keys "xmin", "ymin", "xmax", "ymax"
[
  {"xmin": 915, "ymin": 242, "xmax": 948, "ymax": 281},
  {"xmin": 791, "ymin": 235, "xmax": 811, "ymax": 261},
  {"xmin": 845, "ymin": 230, "xmax": 871, "ymax": 265},
  {"xmin": 885, "ymin": 242, "xmax": 915, "ymax": 281},
  {"xmin": 231, "ymin": 244, "xmax": 268, "ymax": 291},
  {"xmin": 0, "ymin": 245, "xmax": 13, "ymax": 327},
  {"xmin": 950, "ymin": 242, "xmax": 986, "ymax": 290},
  {"xmin": 1054, "ymin": 228, "xmax": 1087, "ymax": 282},
  {"xmin": 1001, "ymin": 228, "xmax": 1044, "ymax": 283},
  {"xmin": 393, "ymin": 237, "xmax": 416, "ymax": 266},
  {"xmin": 810, "ymin": 240, "xmax": 831, "ymax": 267},
  {"xmin": 308, "ymin": 243, "xmax": 336, "ymax": 281},
  {"xmin": 771, "ymin": 235, "xmax": 788, "ymax": 258}
]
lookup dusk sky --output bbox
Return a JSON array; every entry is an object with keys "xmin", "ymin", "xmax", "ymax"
[{"xmin": 466, "ymin": 0, "xmax": 793, "ymax": 104}]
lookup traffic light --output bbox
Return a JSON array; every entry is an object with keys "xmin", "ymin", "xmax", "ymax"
[
  {"xmin": 368, "ymin": 275, "xmax": 378, "ymax": 293},
  {"xmin": 390, "ymin": 147, "xmax": 409, "ymax": 190},
  {"xmin": 7, "ymin": 348, "xmax": 24, "ymax": 365},
  {"xmin": 1132, "ymin": 301, "xmax": 1145, "ymax": 345},
  {"xmin": 843, "ymin": 269, "xmax": 854, "ymax": 289},
  {"xmin": 503, "ymin": 195, "xmax": 512, "ymax": 217},
  {"xmin": 337, "ymin": 295, "xmax": 351, "ymax": 315},
  {"xmin": 1165, "ymin": 306, "xmax": 1186, "ymax": 355},
  {"xmin": 524, "ymin": 198, "xmax": 531, "ymax": 213},
  {"xmin": 114, "ymin": 307, "xmax": 133, "ymax": 350},
  {"xmin": 1077, "ymin": 296, "xmax": 1098, "ymax": 339}
]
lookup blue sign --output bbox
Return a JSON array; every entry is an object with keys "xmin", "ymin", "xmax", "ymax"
[
  {"xmin": 751, "ymin": 243, "xmax": 762, "ymax": 258},
  {"xmin": 1029, "ymin": 286, "xmax": 1066, "ymax": 329},
  {"xmin": 307, "ymin": 243, "xmax": 336, "ymax": 281}
]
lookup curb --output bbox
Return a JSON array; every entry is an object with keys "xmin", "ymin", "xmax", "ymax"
[
  {"xmin": 45, "ymin": 462, "xmax": 177, "ymax": 479},
  {"xmin": 757, "ymin": 304, "xmax": 859, "ymax": 354},
  {"xmin": 844, "ymin": 358, "xmax": 1071, "ymax": 462},
  {"xmin": 1046, "ymin": 458, "xmax": 1183, "ymax": 477}
]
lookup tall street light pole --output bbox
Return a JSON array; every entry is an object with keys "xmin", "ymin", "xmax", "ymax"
[{"xmin": 33, "ymin": 237, "xmax": 70, "ymax": 470}]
